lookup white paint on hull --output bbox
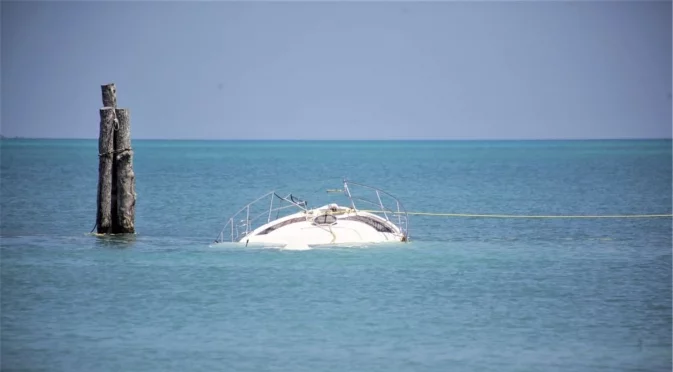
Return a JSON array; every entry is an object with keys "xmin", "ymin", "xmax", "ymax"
[{"xmin": 240, "ymin": 204, "xmax": 405, "ymax": 247}]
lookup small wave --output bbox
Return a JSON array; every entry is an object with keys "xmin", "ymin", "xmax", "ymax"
[{"xmin": 282, "ymin": 243, "xmax": 312, "ymax": 251}]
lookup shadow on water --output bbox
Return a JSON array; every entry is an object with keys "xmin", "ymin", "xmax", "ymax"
[{"xmin": 91, "ymin": 233, "xmax": 137, "ymax": 249}]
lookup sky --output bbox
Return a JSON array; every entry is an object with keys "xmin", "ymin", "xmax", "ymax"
[{"xmin": 1, "ymin": 1, "xmax": 671, "ymax": 140}]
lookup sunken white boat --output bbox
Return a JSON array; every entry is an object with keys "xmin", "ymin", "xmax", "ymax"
[{"xmin": 213, "ymin": 180, "xmax": 409, "ymax": 248}]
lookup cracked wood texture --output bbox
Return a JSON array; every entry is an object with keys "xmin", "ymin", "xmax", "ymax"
[
  {"xmin": 101, "ymin": 83, "xmax": 117, "ymax": 108},
  {"xmin": 113, "ymin": 108, "xmax": 136, "ymax": 233},
  {"xmin": 96, "ymin": 108, "xmax": 115, "ymax": 234}
]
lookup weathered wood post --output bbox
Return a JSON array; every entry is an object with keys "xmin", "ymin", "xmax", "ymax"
[
  {"xmin": 95, "ymin": 83, "xmax": 136, "ymax": 234},
  {"xmin": 101, "ymin": 84, "xmax": 117, "ymax": 108},
  {"xmin": 96, "ymin": 107, "xmax": 116, "ymax": 234},
  {"xmin": 114, "ymin": 108, "xmax": 136, "ymax": 233}
]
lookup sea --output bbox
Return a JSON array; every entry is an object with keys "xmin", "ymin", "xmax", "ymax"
[{"xmin": 1, "ymin": 139, "xmax": 671, "ymax": 372}]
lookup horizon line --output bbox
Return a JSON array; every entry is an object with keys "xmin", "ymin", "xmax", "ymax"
[{"xmin": 1, "ymin": 136, "xmax": 672, "ymax": 142}]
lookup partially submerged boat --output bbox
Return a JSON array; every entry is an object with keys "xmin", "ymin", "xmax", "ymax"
[{"xmin": 213, "ymin": 179, "xmax": 409, "ymax": 248}]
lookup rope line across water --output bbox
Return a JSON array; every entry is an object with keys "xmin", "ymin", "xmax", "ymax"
[{"xmin": 360, "ymin": 210, "xmax": 673, "ymax": 219}]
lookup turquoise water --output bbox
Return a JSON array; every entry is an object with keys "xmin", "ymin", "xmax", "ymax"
[{"xmin": 1, "ymin": 139, "xmax": 671, "ymax": 371}]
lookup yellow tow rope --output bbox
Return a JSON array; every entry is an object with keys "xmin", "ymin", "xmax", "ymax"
[
  {"xmin": 360, "ymin": 210, "xmax": 673, "ymax": 219},
  {"xmin": 326, "ymin": 189, "xmax": 671, "ymax": 219}
]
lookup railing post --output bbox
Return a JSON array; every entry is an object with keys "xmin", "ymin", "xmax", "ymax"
[
  {"xmin": 375, "ymin": 190, "xmax": 389, "ymax": 221},
  {"xmin": 246, "ymin": 205, "xmax": 250, "ymax": 235},
  {"xmin": 344, "ymin": 181, "xmax": 357, "ymax": 211},
  {"xmin": 396, "ymin": 201, "xmax": 402, "ymax": 226}
]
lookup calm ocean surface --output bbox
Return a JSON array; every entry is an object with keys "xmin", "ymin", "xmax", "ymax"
[{"xmin": 1, "ymin": 139, "xmax": 671, "ymax": 371}]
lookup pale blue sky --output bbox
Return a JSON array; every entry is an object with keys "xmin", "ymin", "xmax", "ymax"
[{"xmin": 2, "ymin": 1, "xmax": 671, "ymax": 140}]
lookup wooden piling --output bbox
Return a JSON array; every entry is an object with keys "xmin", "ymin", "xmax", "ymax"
[
  {"xmin": 95, "ymin": 83, "xmax": 136, "ymax": 235},
  {"xmin": 113, "ymin": 108, "xmax": 136, "ymax": 233},
  {"xmin": 101, "ymin": 84, "xmax": 117, "ymax": 108},
  {"xmin": 96, "ymin": 107, "xmax": 116, "ymax": 234}
]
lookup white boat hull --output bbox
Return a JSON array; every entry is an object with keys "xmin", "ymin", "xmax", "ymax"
[
  {"xmin": 243, "ymin": 218, "xmax": 402, "ymax": 246},
  {"xmin": 241, "ymin": 206, "xmax": 405, "ymax": 247},
  {"xmin": 213, "ymin": 180, "xmax": 410, "ymax": 247}
]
